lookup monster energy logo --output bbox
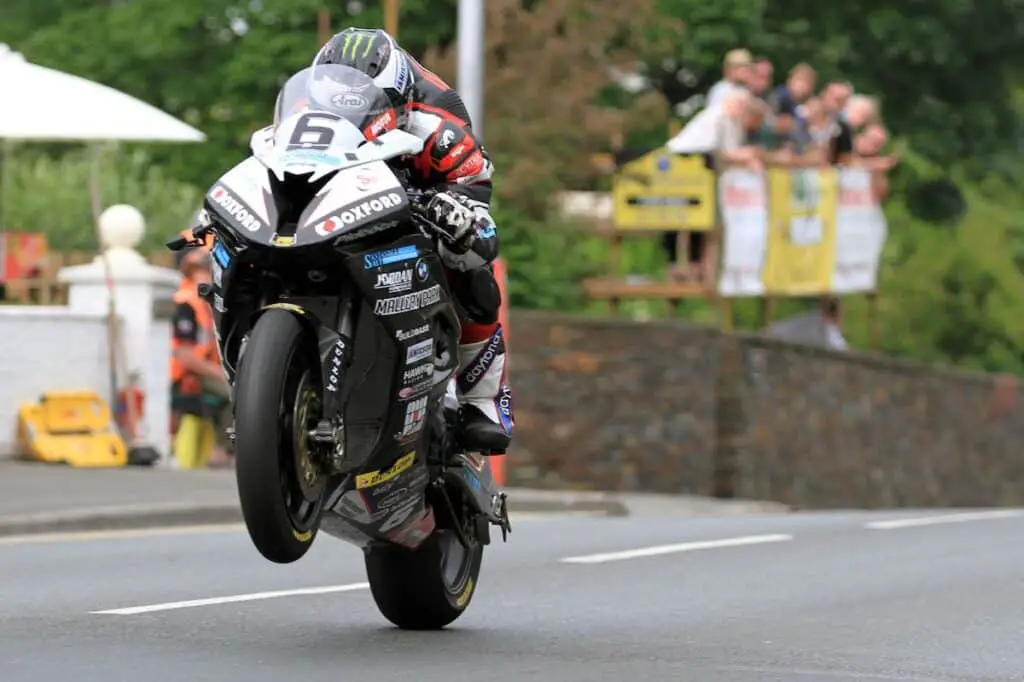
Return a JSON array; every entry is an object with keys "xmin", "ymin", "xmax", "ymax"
[{"xmin": 340, "ymin": 31, "xmax": 376, "ymax": 61}]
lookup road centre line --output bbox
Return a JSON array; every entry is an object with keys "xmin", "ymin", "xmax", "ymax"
[
  {"xmin": 90, "ymin": 583, "xmax": 370, "ymax": 615},
  {"xmin": 864, "ymin": 509, "xmax": 1023, "ymax": 530},
  {"xmin": 560, "ymin": 533, "xmax": 793, "ymax": 564}
]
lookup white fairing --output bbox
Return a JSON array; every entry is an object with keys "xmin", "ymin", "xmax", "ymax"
[
  {"xmin": 249, "ymin": 115, "xmax": 423, "ymax": 183},
  {"xmin": 296, "ymin": 160, "xmax": 406, "ymax": 232},
  {"xmin": 207, "ymin": 156, "xmax": 276, "ymax": 232}
]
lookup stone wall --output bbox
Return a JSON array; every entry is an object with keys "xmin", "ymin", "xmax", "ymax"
[{"xmin": 505, "ymin": 310, "xmax": 1024, "ymax": 509}]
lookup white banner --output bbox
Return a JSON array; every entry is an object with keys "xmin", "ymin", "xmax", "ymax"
[
  {"xmin": 830, "ymin": 168, "xmax": 888, "ymax": 293},
  {"xmin": 717, "ymin": 168, "xmax": 768, "ymax": 297}
]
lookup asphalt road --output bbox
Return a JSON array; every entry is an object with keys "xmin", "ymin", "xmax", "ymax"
[{"xmin": 1, "ymin": 508, "xmax": 1022, "ymax": 682}]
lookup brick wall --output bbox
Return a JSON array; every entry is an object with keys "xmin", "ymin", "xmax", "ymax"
[{"xmin": 505, "ymin": 310, "xmax": 1024, "ymax": 509}]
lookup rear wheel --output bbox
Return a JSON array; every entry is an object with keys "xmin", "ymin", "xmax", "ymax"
[
  {"xmin": 365, "ymin": 509, "xmax": 484, "ymax": 630},
  {"xmin": 234, "ymin": 309, "xmax": 327, "ymax": 564}
]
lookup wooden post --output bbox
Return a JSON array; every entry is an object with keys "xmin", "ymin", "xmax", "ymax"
[
  {"xmin": 383, "ymin": 0, "xmax": 399, "ymax": 36},
  {"xmin": 316, "ymin": 8, "xmax": 330, "ymax": 46},
  {"xmin": 866, "ymin": 292, "xmax": 880, "ymax": 350}
]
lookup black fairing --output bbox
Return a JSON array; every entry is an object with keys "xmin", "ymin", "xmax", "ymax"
[{"xmin": 205, "ymin": 202, "xmax": 475, "ymax": 548}]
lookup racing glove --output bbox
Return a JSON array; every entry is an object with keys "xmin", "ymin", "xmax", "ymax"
[{"xmin": 420, "ymin": 191, "xmax": 486, "ymax": 255}]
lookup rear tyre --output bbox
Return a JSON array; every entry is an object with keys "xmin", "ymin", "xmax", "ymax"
[
  {"xmin": 365, "ymin": 527, "xmax": 484, "ymax": 630},
  {"xmin": 234, "ymin": 309, "xmax": 327, "ymax": 564}
]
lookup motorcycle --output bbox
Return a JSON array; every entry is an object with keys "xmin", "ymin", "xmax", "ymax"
[{"xmin": 166, "ymin": 63, "xmax": 511, "ymax": 630}]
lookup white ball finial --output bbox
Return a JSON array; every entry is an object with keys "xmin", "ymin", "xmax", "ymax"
[{"xmin": 99, "ymin": 204, "xmax": 145, "ymax": 250}]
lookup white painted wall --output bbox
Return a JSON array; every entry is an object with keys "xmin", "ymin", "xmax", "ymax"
[{"xmin": 0, "ymin": 306, "xmax": 113, "ymax": 456}]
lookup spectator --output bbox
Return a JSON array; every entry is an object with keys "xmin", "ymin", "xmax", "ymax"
[
  {"xmin": 665, "ymin": 89, "xmax": 760, "ymax": 283},
  {"xmin": 668, "ymin": 88, "xmax": 762, "ymax": 170},
  {"xmin": 766, "ymin": 63, "xmax": 817, "ymax": 141},
  {"xmin": 842, "ymin": 94, "xmax": 878, "ymax": 132},
  {"xmin": 821, "ymin": 81, "xmax": 853, "ymax": 119},
  {"xmin": 748, "ymin": 57, "xmax": 774, "ymax": 99},
  {"xmin": 854, "ymin": 122, "xmax": 898, "ymax": 199},
  {"xmin": 822, "ymin": 81, "xmax": 855, "ymax": 164},
  {"xmin": 800, "ymin": 96, "xmax": 836, "ymax": 159},
  {"xmin": 706, "ymin": 49, "xmax": 753, "ymax": 109}
]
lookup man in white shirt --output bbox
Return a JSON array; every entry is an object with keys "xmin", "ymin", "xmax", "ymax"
[
  {"xmin": 706, "ymin": 49, "xmax": 752, "ymax": 109},
  {"xmin": 667, "ymin": 88, "xmax": 761, "ymax": 170}
]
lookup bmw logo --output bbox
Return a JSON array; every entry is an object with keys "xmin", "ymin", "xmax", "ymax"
[{"xmin": 415, "ymin": 259, "xmax": 429, "ymax": 281}]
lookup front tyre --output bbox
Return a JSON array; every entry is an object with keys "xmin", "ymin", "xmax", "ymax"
[
  {"xmin": 234, "ymin": 309, "xmax": 327, "ymax": 564},
  {"xmin": 365, "ymin": 528, "xmax": 484, "ymax": 630}
]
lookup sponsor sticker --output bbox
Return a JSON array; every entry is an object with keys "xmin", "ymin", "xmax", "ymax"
[
  {"xmin": 396, "ymin": 395, "xmax": 428, "ymax": 440},
  {"xmin": 354, "ymin": 451, "xmax": 415, "ymax": 489},
  {"xmin": 374, "ymin": 269, "xmax": 413, "ymax": 294},
  {"xmin": 398, "ymin": 377, "xmax": 433, "ymax": 399},
  {"xmin": 209, "ymin": 185, "xmax": 264, "ymax": 232},
  {"xmin": 373, "ymin": 284, "xmax": 442, "ymax": 316},
  {"xmin": 396, "ymin": 324, "xmax": 429, "ymax": 341},
  {"xmin": 378, "ymin": 497, "xmax": 420, "ymax": 533},
  {"xmin": 314, "ymin": 192, "xmax": 404, "ymax": 237},
  {"xmin": 364, "ymin": 244, "xmax": 418, "ymax": 269},
  {"xmin": 402, "ymin": 363, "xmax": 432, "ymax": 384},
  {"xmin": 406, "ymin": 339, "xmax": 433, "ymax": 365},
  {"xmin": 326, "ymin": 339, "xmax": 345, "ymax": 392},
  {"xmin": 414, "ymin": 258, "xmax": 430, "ymax": 281}
]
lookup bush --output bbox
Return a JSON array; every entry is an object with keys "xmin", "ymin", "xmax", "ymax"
[{"xmin": 4, "ymin": 145, "xmax": 202, "ymax": 252}]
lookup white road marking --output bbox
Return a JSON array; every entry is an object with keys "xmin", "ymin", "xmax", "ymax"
[
  {"xmin": 560, "ymin": 533, "xmax": 793, "ymax": 564},
  {"xmin": 864, "ymin": 509, "xmax": 1024, "ymax": 530},
  {"xmin": 90, "ymin": 583, "xmax": 370, "ymax": 615}
]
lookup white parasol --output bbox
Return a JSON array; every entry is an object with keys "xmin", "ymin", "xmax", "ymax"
[
  {"xmin": 0, "ymin": 43, "xmax": 207, "ymax": 464},
  {"xmin": 0, "ymin": 43, "xmax": 205, "ymax": 142}
]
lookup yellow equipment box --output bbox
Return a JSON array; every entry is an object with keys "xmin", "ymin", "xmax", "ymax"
[{"xmin": 16, "ymin": 391, "xmax": 127, "ymax": 468}]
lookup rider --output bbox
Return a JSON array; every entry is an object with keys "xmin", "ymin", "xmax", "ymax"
[{"xmin": 311, "ymin": 27, "xmax": 513, "ymax": 455}]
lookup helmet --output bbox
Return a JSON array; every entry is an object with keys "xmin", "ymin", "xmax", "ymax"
[{"xmin": 312, "ymin": 27, "xmax": 415, "ymax": 132}]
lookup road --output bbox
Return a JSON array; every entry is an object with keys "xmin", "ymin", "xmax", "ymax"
[{"xmin": 1, "ymin": 508, "xmax": 1022, "ymax": 682}]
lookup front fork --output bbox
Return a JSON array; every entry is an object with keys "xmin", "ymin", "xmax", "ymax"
[{"xmin": 311, "ymin": 292, "xmax": 357, "ymax": 472}]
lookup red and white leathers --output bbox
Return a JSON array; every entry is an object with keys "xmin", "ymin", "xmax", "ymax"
[{"xmin": 369, "ymin": 52, "xmax": 513, "ymax": 453}]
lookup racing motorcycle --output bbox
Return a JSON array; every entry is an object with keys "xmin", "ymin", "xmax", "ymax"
[{"xmin": 166, "ymin": 63, "xmax": 511, "ymax": 630}]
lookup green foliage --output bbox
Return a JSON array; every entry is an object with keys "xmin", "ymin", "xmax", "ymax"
[
  {"xmin": 2, "ymin": 0, "xmax": 1023, "ymax": 372},
  {"xmin": 3, "ymin": 145, "xmax": 201, "ymax": 251}
]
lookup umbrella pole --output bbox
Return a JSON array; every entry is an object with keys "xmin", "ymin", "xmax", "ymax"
[{"xmin": 88, "ymin": 145, "xmax": 126, "ymax": 442}]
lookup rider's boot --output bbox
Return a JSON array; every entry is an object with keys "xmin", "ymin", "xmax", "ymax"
[{"xmin": 455, "ymin": 322, "xmax": 513, "ymax": 454}]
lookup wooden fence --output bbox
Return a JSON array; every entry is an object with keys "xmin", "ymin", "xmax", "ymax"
[{"xmin": 2, "ymin": 251, "xmax": 177, "ymax": 305}]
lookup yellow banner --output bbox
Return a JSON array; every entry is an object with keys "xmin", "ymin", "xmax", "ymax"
[
  {"xmin": 611, "ymin": 150, "xmax": 715, "ymax": 231},
  {"xmin": 761, "ymin": 167, "xmax": 838, "ymax": 295}
]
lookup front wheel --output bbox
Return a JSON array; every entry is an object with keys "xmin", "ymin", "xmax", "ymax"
[
  {"xmin": 365, "ymin": 527, "xmax": 484, "ymax": 630},
  {"xmin": 233, "ymin": 309, "xmax": 327, "ymax": 564}
]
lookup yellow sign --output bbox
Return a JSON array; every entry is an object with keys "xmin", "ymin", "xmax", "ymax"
[
  {"xmin": 355, "ymin": 451, "xmax": 415, "ymax": 489},
  {"xmin": 611, "ymin": 150, "xmax": 715, "ymax": 231},
  {"xmin": 761, "ymin": 168, "xmax": 838, "ymax": 295},
  {"xmin": 271, "ymin": 235, "xmax": 295, "ymax": 246}
]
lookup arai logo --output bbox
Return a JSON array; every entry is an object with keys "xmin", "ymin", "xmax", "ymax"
[
  {"xmin": 332, "ymin": 93, "xmax": 368, "ymax": 109},
  {"xmin": 314, "ymin": 192, "xmax": 403, "ymax": 236},
  {"xmin": 210, "ymin": 185, "xmax": 263, "ymax": 232}
]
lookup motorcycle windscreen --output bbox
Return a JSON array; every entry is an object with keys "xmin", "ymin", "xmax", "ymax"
[
  {"xmin": 266, "ymin": 64, "xmax": 402, "ymax": 182},
  {"xmin": 293, "ymin": 160, "xmax": 412, "ymax": 246}
]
